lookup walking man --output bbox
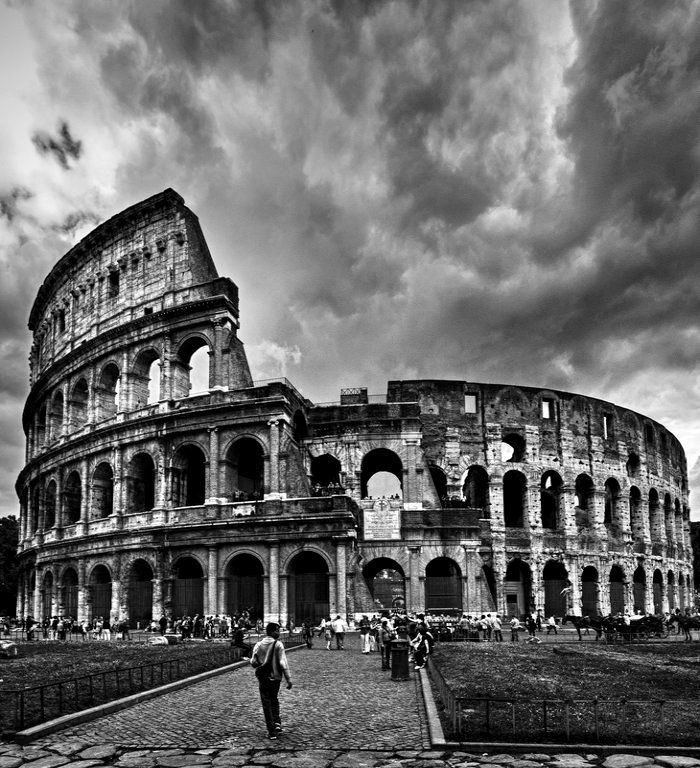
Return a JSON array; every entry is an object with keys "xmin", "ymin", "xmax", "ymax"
[
  {"xmin": 331, "ymin": 614, "xmax": 348, "ymax": 650},
  {"xmin": 250, "ymin": 622, "xmax": 293, "ymax": 739}
]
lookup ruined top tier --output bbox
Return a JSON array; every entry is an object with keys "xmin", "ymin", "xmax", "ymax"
[{"xmin": 28, "ymin": 189, "xmax": 237, "ymax": 379}]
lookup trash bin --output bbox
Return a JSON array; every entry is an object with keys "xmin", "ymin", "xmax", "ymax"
[{"xmin": 390, "ymin": 639, "xmax": 410, "ymax": 681}]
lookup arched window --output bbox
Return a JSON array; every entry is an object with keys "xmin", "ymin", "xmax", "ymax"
[
  {"xmin": 503, "ymin": 470, "xmax": 526, "ymax": 528},
  {"xmin": 172, "ymin": 556, "xmax": 204, "ymax": 618},
  {"xmin": 226, "ymin": 438, "xmax": 264, "ymax": 500},
  {"xmin": 70, "ymin": 378, "xmax": 89, "ymax": 431},
  {"xmin": 64, "ymin": 471, "xmax": 82, "ymax": 524},
  {"xmin": 96, "ymin": 363, "xmax": 120, "ymax": 421},
  {"xmin": 61, "ymin": 568, "xmax": 79, "ymax": 618},
  {"xmin": 172, "ymin": 444, "xmax": 207, "ymax": 507},
  {"xmin": 173, "ymin": 337, "xmax": 210, "ymax": 399},
  {"xmin": 501, "ymin": 433, "xmax": 526, "ymax": 463},
  {"xmin": 540, "ymin": 471, "xmax": 562, "ymax": 529},
  {"xmin": 225, "ymin": 554, "xmax": 264, "ymax": 619},
  {"xmin": 609, "ymin": 565, "xmax": 625, "ymax": 614},
  {"xmin": 626, "ymin": 452, "xmax": 640, "ymax": 478},
  {"xmin": 581, "ymin": 566, "xmax": 599, "ymax": 616},
  {"xmin": 127, "ymin": 559, "xmax": 154, "ymax": 629},
  {"xmin": 648, "ymin": 489, "xmax": 661, "ymax": 540},
  {"xmin": 604, "ymin": 478, "xmax": 621, "ymax": 530},
  {"xmin": 49, "ymin": 391, "xmax": 64, "ymax": 442},
  {"xmin": 132, "ymin": 349, "xmax": 161, "ymax": 408},
  {"xmin": 44, "ymin": 480, "xmax": 57, "ymax": 529},
  {"xmin": 504, "ymin": 559, "xmax": 531, "ymax": 617},
  {"xmin": 362, "ymin": 558, "xmax": 406, "ymax": 613},
  {"xmin": 288, "ymin": 551, "xmax": 329, "ymax": 625},
  {"xmin": 91, "ymin": 463, "xmax": 114, "ymax": 519},
  {"xmin": 633, "ymin": 566, "xmax": 646, "ymax": 613},
  {"xmin": 667, "ymin": 570, "xmax": 676, "ymax": 611},
  {"xmin": 90, "ymin": 565, "xmax": 112, "ymax": 622},
  {"xmin": 126, "ymin": 453, "xmax": 156, "ymax": 513},
  {"xmin": 425, "ymin": 558, "xmax": 462, "ymax": 612},
  {"xmin": 575, "ymin": 474, "xmax": 595, "ymax": 529},
  {"xmin": 629, "ymin": 486, "xmax": 643, "ymax": 541},
  {"xmin": 361, "ymin": 448, "xmax": 403, "ymax": 499},
  {"xmin": 652, "ymin": 568, "xmax": 663, "ymax": 614},
  {"xmin": 542, "ymin": 560, "xmax": 568, "ymax": 617},
  {"xmin": 36, "ymin": 403, "xmax": 47, "ymax": 447},
  {"xmin": 462, "ymin": 465, "xmax": 489, "ymax": 515}
]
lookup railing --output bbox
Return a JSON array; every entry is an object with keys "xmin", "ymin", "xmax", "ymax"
[
  {"xmin": 2, "ymin": 638, "xmax": 303, "ymax": 733},
  {"xmin": 427, "ymin": 659, "xmax": 697, "ymax": 744}
]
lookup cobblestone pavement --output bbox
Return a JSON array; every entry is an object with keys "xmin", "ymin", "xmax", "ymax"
[{"xmin": 3, "ymin": 638, "xmax": 700, "ymax": 767}]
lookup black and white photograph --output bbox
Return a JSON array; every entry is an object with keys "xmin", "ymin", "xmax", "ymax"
[{"xmin": 1, "ymin": 1, "xmax": 700, "ymax": 764}]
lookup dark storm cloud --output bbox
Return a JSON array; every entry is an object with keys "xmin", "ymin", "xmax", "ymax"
[
  {"xmin": 31, "ymin": 121, "xmax": 82, "ymax": 169},
  {"xmin": 54, "ymin": 210, "xmax": 101, "ymax": 236}
]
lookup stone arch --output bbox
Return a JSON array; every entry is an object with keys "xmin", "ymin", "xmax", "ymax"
[
  {"xmin": 173, "ymin": 334, "xmax": 212, "ymax": 399},
  {"xmin": 126, "ymin": 558, "xmax": 154, "ymax": 628},
  {"xmin": 41, "ymin": 570, "xmax": 54, "ymax": 618},
  {"xmin": 91, "ymin": 462, "xmax": 114, "ymax": 519},
  {"xmin": 629, "ymin": 485, "xmax": 644, "ymax": 543},
  {"xmin": 542, "ymin": 559, "xmax": 568, "ymax": 617},
  {"xmin": 667, "ymin": 570, "xmax": 676, "ymax": 611},
  {"xmin": 491, "ymin": 386, "xmax": 530, "ymax": 421},
  {"xmin": 362, "ymin": 557, "xmax": 406, "ymax": 613},
  {"xmin": 503, "ymin": 469, "xmax": 527, "ymax": 528},
  {"xmin": 652, "ymin": 568, "xmax": 664, "ymax": 614},
  {"xmin": 171, "ymin": 442, "xmax": 207, "ymax": 507},
  {"xmin": 425, "ymin": 557, "xmax": 462, "ymax": 613},
  {"xmin": 49, "ymin": 390, "xmax": 64, "ymax": 442},
  {"xmin": 126, "ymin": 452, "xmax": 156, "ymax": 513},
  {"xmin": 225, "ymin": 436, "xmax": 265, "ymax": 500},
  {"xmin": 89, "ymin": 564, "xmax": 112, "ymax": 622},
  {"xmin": 60, "ymin": 566, "xmax": 79, "ymax": 618},
  {"xmin": 36, "ymin": 400, "xmax": 48, "ymax": 448},
  {"xmin": 310, "ymin": 453, "xmax": 342, "ymax": 490},
  {"xmin": 69, "ymin": 378, "xmax": 89, "ymax": 431},
  {"xmin": 96, "ymin": 362, "xmax": 120, "ymax": 421},
  {"xmin": 429, "ymin": 464, "xmax": 448, "ymax": 505},
  {"xmin": 462, "ymin": 465, "xmax": 490, "ymax": 515},
  {"xmin": 648, "ymin": 488, "xmax": 662, "ymax": 542},
  {"xmin": 504, "ymin": 558, "xmax": 532, "ymax": 617},
  {"xmin": 501, "ymin": 432, "xmax": 526, "ymax": 462},
  {"xmin": 292, "ymin": 410, "xmax": 308, "ymax": 441},
  {"xmin": 287, "ymin": 550, "xmax": 330, "ymax": 625},
  {"xmin": 361, "ymin": 448, "xmax": 403, "ymax": 499},
  {"xmin": 64, "ymin": 470, "xmax": 82, "ymax": 524},
  {"xmin": 626, "ymin": 451, "xmax": 641, "ymax": 478},
  {"xmin": 132, "ymin": 347, "xmax": 162, "ymax": 407},
  {"xmin": 609, "ymin": 565, "xmax": 626, "ymax": 614},
  {"xmin": 633, "ymin": 566, "xmax": 647, "ymax": 613},
  {"xmin": 604, "ymin": 477, "xmax": 621, "ymax": 531},
  {"xmin": 581, "ymin": 566, "xmax": 599, "ymax": 615},
  {"xmin": 44, "ymin": 479, "xmax": 57, "ymax": 529},
  {"xmin": 171, "ymin": 555, "xmax": 205, "ymax": 618},
  {"xmin": 224, "ymin": 552, "xmax": 265, "ymax": 620},
  {"xmin": 540, "ymin": 471, "xmax": 563, "ymax": 529},
  {"xmin": 575, "ymin": 473, "xmax": 595, "ymax": 529}
]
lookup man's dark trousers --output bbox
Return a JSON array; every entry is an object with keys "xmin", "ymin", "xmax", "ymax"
[{"xmin": 259, "ymin": 677, "xmax": 282, "ymax": 734}]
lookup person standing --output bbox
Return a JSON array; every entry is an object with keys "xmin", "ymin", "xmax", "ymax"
[
  {"xmin": 509, "ymin": 615, "xmax": 521, "ymax": 641},
  {"xmin": 546, "ymin": 616, "xmax": 558, "ymax": 635},
  {"xmin": 492, "ymin": 614, "xmax": 503, "ymax": 642},
  {"xmin": 331, "ymin": 614, "xmax": 348, "ymax": 650},
  {"xmin": 250, "ymin": 622, "xmax": 293, "ymax": 740}
]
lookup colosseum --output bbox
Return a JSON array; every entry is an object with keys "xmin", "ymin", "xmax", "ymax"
[{"xmin": 16, "ymin": 188, "xmax": 695, "ymax": 628}]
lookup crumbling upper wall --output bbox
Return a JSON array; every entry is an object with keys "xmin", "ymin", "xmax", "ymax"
[{"xmin": 28, "ymin": 189, "xmax": 230, "ymax": 379}]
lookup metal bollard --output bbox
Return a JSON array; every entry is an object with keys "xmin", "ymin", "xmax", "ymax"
[{"xmin": 390, "ymin": 639, "xmax": 410, "ymax": 681}]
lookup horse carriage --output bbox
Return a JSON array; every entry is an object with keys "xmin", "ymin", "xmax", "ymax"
[
  {"xmin": 669, "ymin": 613, "xmax": 700, "ymax": 641},
  {"xmin": 564, "ymin": 614, "xmax": 669, "ymax": 642}
]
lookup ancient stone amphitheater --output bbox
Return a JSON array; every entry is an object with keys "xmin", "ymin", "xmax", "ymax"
[{"xmin": 16, "ymin": 189, "xmax": 694, "ymax": 627}]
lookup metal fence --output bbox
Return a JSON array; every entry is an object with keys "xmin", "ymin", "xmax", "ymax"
[
  {"xmin": 427, "ymin": 658, "xmax": 699, "ymax": 745},
  {"xmin": 2, "ymin": 637, "xmax": 302, "ymax": 733}
]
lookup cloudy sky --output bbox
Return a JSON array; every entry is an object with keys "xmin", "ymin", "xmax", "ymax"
[{"xmin": 1, "ymin": 0, "xmax": 700, "ymax": 519}]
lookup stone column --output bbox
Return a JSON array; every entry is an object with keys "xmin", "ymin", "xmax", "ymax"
[
  {"xmin": 54, "ymin": 469, "xmax": 63, "ymax": 530},
  {"xmin": 78, "ymin": 458, "xmax": 89, "ymax": 534},
  {"xmin": 328, "ymin": 574, "xmax": 337, "ymax": 617},
  {"xmin": 462, "ymin": 544, "xmax": 479, "ymax": 613},
  {"xmin": 118, "ymin": 350, "xmax": 129, "ymax": 412},
  {"xmin": 268, "ymin": 543, "xmax": 280, "ymax": 623},
  {"xmin": 77, "ymin": 559, "xmax": 88, "ymax": 623},
  {"xmin": 279, "ymin": 575, "xmax": 289, "ymax": 627},
  {"xmin": 33, "ymin": 573, "xmax": 41, "ymax": 620},
  {"xmin": 61, "ymin": 381, "xmax": 69, "ymax": 437},
  {"xmin": 407, "ymin": 546, "xmax": 422, "ymax": 613},
  {"xmin": 207, "ymin": 546, "xmax": 218, "ymax": 615},
  {"xmin": 111, "ymin": 557, "xmax": 122, "ymax": 622},
  {"xmin": 112, "ymin": 444, "xmax": 123, "ymax": 519},
  {"xmin": 335, "ymin": 538, "xmax": 347, "ymax": 617},
  {"xmin": 403, "ymin": 436, "xmax": 420, "ymax": 503},
  {"xmin": 211, "ymin": 320, "xmax": 226, "ymax": 389},
  {"xmin": 207, "ymin": 427, "xmax": 219, "ymax": 501},
  {"xmin": 156, "ymin": 447, "xmax": 167, "ymax": 509},
  {"xmin": 567, "ymin": 556, "xmax": 581, "ymax": 615},
  {"xmin": 266, "ymin": 419, "xmax": 280, "ymax": 498}
]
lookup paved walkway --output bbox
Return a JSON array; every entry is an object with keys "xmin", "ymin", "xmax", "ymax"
[{"xmin": 2, "ymin": 637, "xmax": 700, "ymax": 767}]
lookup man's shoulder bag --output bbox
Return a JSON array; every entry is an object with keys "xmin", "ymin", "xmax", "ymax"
[{"xmin": 252, "ymin": 639, "xmax": 277, "ymax": 680}]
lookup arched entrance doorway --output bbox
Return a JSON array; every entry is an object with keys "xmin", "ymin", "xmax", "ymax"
[
  {"xmin": 633, "ymin": 566, "xmax": 646, "ymax": 613},
  {"xmin": 609, "ymin": 565, "xmax": 625, "ymax": 614},
  {"xmin": 127, "ymin": 559, "xmax": 154, "ymax": 629},
  {"xmin": 225, "ymin": 554, "xmax": 264, "ymax": 620},
  {"xmin": 288, "ymin": 552, "xmax": 329, "ymax": 625},
  {"xmin": 425, "ymin": 558, "xmax": 462, "ymax": 613},
  {"xmin": 362, "ymin": 558, "xmax": 406, "ymax": 613},
  {"xmin": 542, "ymin": 560, "xmax": 568, "ymax": 618},
  {"xmin": 61, "ymin": 568, "xmax": 79, "ymax": 619},
  {"xmin": 90, "ymin": 565, "xmax": 112, "ymax": 622},
  {"xmin": 652, "ymin": 569, "xmax": 663, "ymax": 614},
  {"xmin": 172, "ymin": 557, "xmax": 204, "ymax": 618},
  {"xmin": 226, "ymin": 438, "xmax": 264, "ymax": 500},
  {"xmin": 361, "ymin": 449, "xmax": 403, "ymax": 498},
  {"xmin": 41, "ymin": 571, "xmax": 54, "ymax": 619},
  {"xmin": 172, "ymin": 445, "xmax": 207, "ymax": 506},
  {"xmin": 504, "ymin": 559, "xmax": 531, "ymax": 617},
  {"xmin": 581, "ymin": 566, "xmax": 599, "ymax": 616}
]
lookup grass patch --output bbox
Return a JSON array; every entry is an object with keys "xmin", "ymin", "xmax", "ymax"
[{"xmin": 431, "ymin": 642, "xmax": 700, "ymax": 745}]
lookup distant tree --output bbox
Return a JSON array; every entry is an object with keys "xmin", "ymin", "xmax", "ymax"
[{"xmin": 0, "ymin": 516, "xmax": 19, "ymax": 616}]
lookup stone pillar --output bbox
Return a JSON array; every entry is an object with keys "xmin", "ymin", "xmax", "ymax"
[
  {"xmin": 54, "ymin": 469, "xmax": 63, "ymax": 529},
  {"xmin": 156, "ymin": 448, "xmax": 167, "ymax": 509},
  {"xmin": 407, "ymin": 546, "xmax": 421, "ymax": 612},
  {"xmin": 463, "ymin": 544, "xmax": 479, "ymax": 613},
  {"xmin": 152, "ymin": 577, "xmax": 164, "ymax": 622},
  {"xmin": 328, "ymin": 573, "xmax": 337, "ymax": 617},
  {"xmin": 279, "ymin": 575, "xmax": 289, "ymax": 627},
  {"xmin": 77, "ymin": 559, "xmax": 87, "ymax": 623},
  {"xmin": 87, "ymin": 367, "xmax": 96, "ymax": 424},
  {"xmin": 567, "ymin": 556, "xmax": 581, "ymax": 615},
  {"xmin": 207, "ymin": 427, "xmax": 219, "ymax": 501},
  {"xmin": 266, "ymin": 419, "xmax": 280, "ymax": 498},
  {"xmin": 207, "ymin": 546, "xmax": 218, "ymax": 615},
  {"xmin": 78, "ymin": 458, "xmax": 89, "ymax": 534},
  {"xmin": 403, "ymin": 436, "xmax": 420, "ymax": 503},
  {"xmin": 335, "ymin": 538, "xmax": 347, "ymax": 617},
  {"xmin": 33, "ymin": 573, "xmax": 41, "ymax": 620},
  {"xmin": 211, "ymin": 320, "xmax": 226, "ymax": 389},
  {"xmin": 111, "ymin": 557, "xmax": 122, "ymax": 622},
  {"xmin": 268, "ymin": 543, "xmax": 279, "ymax": 623},
  {"xmin": 112, "ymin": 444, "xmax": 123, "ymax": 519},
  {"xmin": 61, "ymin": 381, "xmax": 69, "ymax": 437}
]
